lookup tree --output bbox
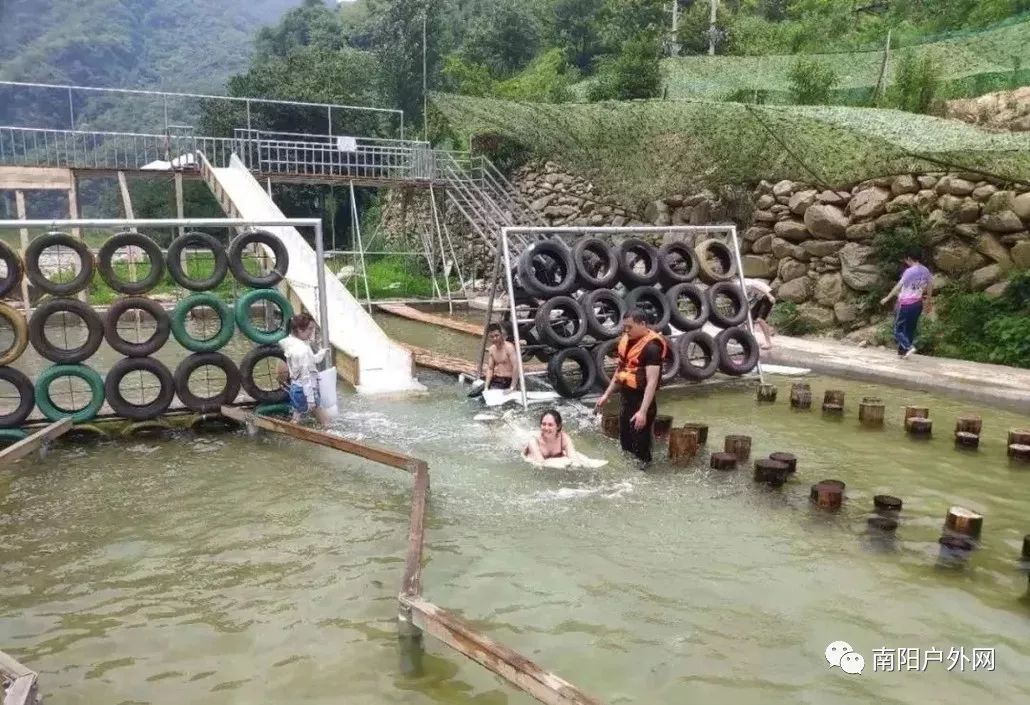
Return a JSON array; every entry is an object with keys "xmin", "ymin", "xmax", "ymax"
[
  {"xmin": 677, "ymin": 1, "xmax": 731, "ymax": 55},
  {"xmin": 460, "ymin": 3, "xmax": 541, "ymax": 76},
  {"xmin": 254, "ymin": 0, "xmax": 346, "ymax": 61},
  {"xmin": 598, "ymin": 0, "xmax": 668, "ymax": 51},
  {"xmin": 548, "ymin": 0, "xmax": 605, "ymax": 71},
  {"xmin": 495, "ymin": 48, "xmax": 578, "ymax": 103},
  {"xmin": 787, "ymin": 57, "xmax": 838, "ymax": 105},
  {"xmin": 882, "ymin": 51, "xmax": 941, "ymax": 114},
  {"xmin": 587, "ymin": 34, "xmax": 664, "ymax": 101}
]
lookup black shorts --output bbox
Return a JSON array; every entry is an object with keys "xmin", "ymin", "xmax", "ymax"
[
  {"xmin": 489, "ymin": 376, "xmax": 513, "ymax": 390},
  {"xmin": 750, "ymin": 298, "xmax": 773, "ymax": 321}
]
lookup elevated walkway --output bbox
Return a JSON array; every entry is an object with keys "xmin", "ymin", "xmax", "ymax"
[{"xmin": 204, "ymin": 155, "xmax": 423, "ymax": 394}]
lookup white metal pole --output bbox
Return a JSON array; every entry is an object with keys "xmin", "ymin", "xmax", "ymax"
[
  {"xmin": 728, "ymin": 224, "xmax": 765, "ymax": 385},
  {"xmin": 313, "ymin": 220, "xmax": 332, "ymax": 367},
  {"xmin": 422, "ymin": 10, "xmax": 429, "ymax": 139},
  {"xmin": 428, "ymin": 185, "xmax": 454, "ymax": 315},
  {"xmin": 708, "ymin": 0, "xmax": 719, "ymax": 56},
  {"xmin": 349, "ymin": 181, "xmax": 373, "ymax": 312},
  {"xmin": 500, "ymin": 227, "xmax": 528, "ymax": 410}
]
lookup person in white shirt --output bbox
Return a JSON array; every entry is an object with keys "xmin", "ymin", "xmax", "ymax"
[
  {"xmin": 743, "ymin": 278, "xmax": 776, "ymax": 349},
  {"xmin": 278, "ymin": 313, "xmax": 331, "ymax": 428}
]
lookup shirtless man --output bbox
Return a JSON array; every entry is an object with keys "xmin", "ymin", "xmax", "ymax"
[{"xmin": 483, "ymin": 323, "xmax": 519, "ymax": 392}]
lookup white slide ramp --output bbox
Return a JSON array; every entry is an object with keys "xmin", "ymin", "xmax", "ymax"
[{"xmin": 210, "ymin": 156, "xmax": 423, "ymax": 394}]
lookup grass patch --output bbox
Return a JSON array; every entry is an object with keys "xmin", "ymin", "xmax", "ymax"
[{"xmin": 327, "ymin": 254, "xmax": 460, "ymax": 301}]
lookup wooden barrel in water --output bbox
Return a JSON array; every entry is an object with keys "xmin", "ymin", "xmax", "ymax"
[
  {"xmin": 873, "ymin": 494, "xmax": 903, "ymax": 513},
  {"xmin": 710, "ymin": 451, "xmax": 736, "ymax": 470},
  {"xmin": 790, "ymin": 383, "xmax": 812, "ymax": 409},
  {"xmin": 724, "ymin": 434, "xmax": 752, "ymax": 461},
  {"xmin": 810, "ymin": 480, "xmax": 845, "ymax": 509},
  {"xmin": 905, "ymin": 417, "xmax": 932, "ymax": 436},
  {"xmin": 757, "ymin": 384, "xmax": 778, "ymax": 402},
  {"xmin": 867, "ymin": 516, "xmax": 898, "ymax": 533},
  {"xmin": 768, "ymin": 451, "xmax": 797, "ymax": 473},
  {"xmin": 955, "ymin": 431, "xmax": 980, "ymax": 449},
  {"xmin": 955, "ymin": 415, "xmax": 983, "ymax": 436},
  {"xmin": 753, "ymin": 458, "xmax": 790, "ymax": 486},
  {"xmin": 683, "ymin": 422, "xmax": 708, "ymax": 445},
  {"xmin": 601, "ymin": 412, "xmax": 620, "ymax": 439},
  {"xmin": 653, "ymin": 414, "xmax": 674, "ymax": 440},
  {"xmin": 668, "ymin": 427, "xmax": 699, "ymax": 465},
  {"xmin": 858, "ymin": 398, "xmax": 885, "ymax": 428},
  {"xmin": 904, "ymin": 406, "xmax": 929, "ymax": 422},
  {"xmin": 1009, "ymin": 444, "xmax": 1030, "ymax": 462},
  {"xmin": 944, "ymin": 506, "xmax": 983, "ymax": 539}
]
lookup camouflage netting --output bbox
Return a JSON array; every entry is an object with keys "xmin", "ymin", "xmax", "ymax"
[{"xmin": 431, "ymin": 92, "xmax": 1030, "ymax": 206}]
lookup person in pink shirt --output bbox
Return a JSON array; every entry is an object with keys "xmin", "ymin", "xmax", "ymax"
[{"xmin": 880, "ymin": 249, "xmax": 933, "ymax": 358}]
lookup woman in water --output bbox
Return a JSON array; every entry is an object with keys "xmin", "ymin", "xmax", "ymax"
[{"xmin": 523, "ymin": 409, "xmax": 577, "ymax": 464}]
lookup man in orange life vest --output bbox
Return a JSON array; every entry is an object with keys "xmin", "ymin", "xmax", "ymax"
[{"xmin": 594, "ymin": 309, "xmax": 666, "ymax": 465}]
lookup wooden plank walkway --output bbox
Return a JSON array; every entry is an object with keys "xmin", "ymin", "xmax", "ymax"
[
  {"xmin": 0, "ymin": 419, "xmax": 72, "ymax": 465},
  {"xmin": 396, "ymin": 341, "xmax": 546, "ymax": 377},
  {"xmin": 377, "ymin": 303, "xmax": 484, "ymax": 337}
]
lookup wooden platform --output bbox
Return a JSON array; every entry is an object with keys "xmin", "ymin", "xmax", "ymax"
[{"xmin": 377, "ymin": 303, "xmax": 484, "ymax": 337}]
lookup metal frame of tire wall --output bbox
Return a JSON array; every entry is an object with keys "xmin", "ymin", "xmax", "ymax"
[
  {"xmin": 483, "ymin": 225, "xmax": 765, "ymax": 409},
  {"xmin": 0, "ymin": 217, "xmax": 329, "ymax": 434}
]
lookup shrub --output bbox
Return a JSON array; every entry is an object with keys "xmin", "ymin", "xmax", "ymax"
[
  {"xmin": 882, "ymin": 50, "xmax": 942, "ymax": 114},
  {"xmin": 768, "ymin": 301, "xmax": 813, "ymax": 336},
  {"xmin": 587, "ymin": 34, "xmax": 663, "ymax": 102},
  {"xmin": 863, "ymin": 211, "xmax": 932, "ymax": 307},
  {"xmin": 787, "ymin": 58, "xmax": 839, "ymax": 105}
]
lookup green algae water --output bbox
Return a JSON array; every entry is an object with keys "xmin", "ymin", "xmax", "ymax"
[{"xmin": 3, "ymin": 368, "xmax": 1030, "ymax": 705}]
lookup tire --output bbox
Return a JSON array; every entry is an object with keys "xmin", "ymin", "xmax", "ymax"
[
  {"xmin": 707, "ymin": 280, "xmax": 749, "ymax": 328},
  {"xmin": 695, "ymin": 238, "xmax": 737, "ymax": 284},
  {"xmin": 0, "ymin": 240, "xmax": 24, "ymax": 299},
  {"xmin": 25, "ymin": 232, "xmax": 95, "ymax": 296},
  {"xmin": 715, "ymin": 327, "xmax": 760, "ymax": 376},
  {"xmin": 547, "ymin": 347, "xmax": 597, "ymax": 399},
  {"xmin": 173, "ymin": 352, "xmax": 242, "ymax": 413},
  {"xmin": 0, "ymin": 429, "xmax": 28, "ymax": 446},
  {"xmin": 533, "ymin": 296, "xmax": 587, "ymax": 348},
  {"xmin": 676, "ymin": 331, "xmax": 720, "ymax": 382},
  {"xmin": 256, "ymin": 402, "xmax": 293, "ymax": 418},
  {"xmin": 665, "ymin": 282, "xmax": 710, "ymax": 332},
  {"xmin": 104, "ymin": 297, "xmax": 171, "ymax": 357},
  {"xmin": 572, "ymin": 237, "xmax": 619, "ymax": 289},
  {"xmin": 660, "ymin": 335, "xmax": 680, "ymax": 384},
  {"xmin": 615, "ymin": 238, "xmax": 659, "ymax": 287},
  {"xmin": 515, "ymin": 325, "xmax": 552, "ymax": 364},
  {"xmin": 97, "ymin": 231, "xmax": 166, "ymax": 295},
  {"xmin": 593, "ymin": 338, "xmax": 619, "ymax": 388},
  {"xmin": 171, "ymin": 293, "xmax": 235, "ymax": 352},
  {"xmin": 34, "ymin": 363, "xmax": 105, "ymax": 423},
  {"xmin": 0, "ymin": 301, "xmax": 29, "ymax": 366},
  {"xmin": 0, "ymin": 367, "xmax": 35, "ymax": 428},
  {"xmin": 166, "ymin": 231, "xmax": 229, "ymax": 291},
  {"xmin": 517, "ymin": 240, "xmax": 577, "ymax": 297},
  {"xmin": 240, "ymin": 345, "xmax": 289, "ymax": 404},
  {"xmin": 581, "ymin": 288, "xmax": 625, "ymax": 340},
  {"xmin": 29, "ymin": 298, "xmax": 104, "ymax": 363},
  {"xmin": 624, "ymin": 287, "xmax": 671, "ymax": 331},
  {"xmin": 228, "ymin": 229, "xmax": 289, "ymax": 288},
  {"xmin": 103, "ymin": 356, "xmax": 175, "ymax": 420},
  {"xmin": 235, "ymin": 288, "xmax": 294, "ymax": 344},
  {"xmin": 658, "ymin": 241, "xmax": 700, "ymax": 285}
]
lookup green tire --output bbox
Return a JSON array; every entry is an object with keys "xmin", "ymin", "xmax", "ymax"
[
  {"xmin": 171, "ymin": 293, "xmax": 235, "ymax": 353},
  {"xmin": 235, "ymin": 288, "xmax": 293, "ymax": 345},
  {"xmin": 0, "ymin": 428, "xmax": 28, "ymax": 447},
  {"xmin": 255, "ymin": 402, "xmax": 292, "ymax": 418},
  {"xmin": 34, "ymin": 364, "xmax": 105, "ymax": 423}
]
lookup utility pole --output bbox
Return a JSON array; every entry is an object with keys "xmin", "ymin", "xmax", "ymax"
[
  {"xmin": 672, "ymin": 0, "xmax": 679, "ymax": 33},
  {"xmin": 708, "ymin": 0, "xmax": 719, "ymax": 56},
  {"xmin": 422, "ymin": 8, "xmax": 429, "ymax": 138}
]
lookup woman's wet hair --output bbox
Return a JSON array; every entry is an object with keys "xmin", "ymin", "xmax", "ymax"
[
  {"xmin": 539, "ymin": 409, "xmax": 563, "ymax": 430},
  {"xmin": 289, "ymin": 312, "xmax": 316, "ymax": 334}
]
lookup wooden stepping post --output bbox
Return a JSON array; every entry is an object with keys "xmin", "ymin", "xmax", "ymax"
[
  {"xmin": 904, "ymin": 406, "xmax": 928, "ymax": 423},
  {"xmin": 668, "ymin": 427, "xmax": 699, "ymax": 465},
  {"xmin": 954, "ymin": 414, "xmax": 981, "ymax": 449},
  {"xmin": 822, "ymin": 390, "xmax": 844, "ymax": 415},
  {"xmin": 867, "ymin": 516, "xmax": 898, "ymax": 533},
  {"xmin": 810, "ymin": 480, "xmax": 844, "ymax": 509},
  {"xmin": 601, "ymin": 412, "xmax": 620, "ymax": 439},
  {"xmin": 753, "ymin": 458, "xmax": 790, "ymax": 486},
  {"xmin": 790, "ymin": 383, "xmax": 812, "ymax": 410},
  {"xmin": 873, "ymin": 495, "xmax": 902, "ymax": 514},
  {"xmin": 768, "ymin": 451, "xmax": 797, "ymax": 473},
  {"xmin": 944, "ymin": 506, "xmax": 983, "ymax": 540},
  {"xmin": 858, "ymin": 397, "xmax": 885, "ymax": 428},
  {"xmin": 757, "ymin": 383, "xmax": 777, "ymax": 402},
  {"xmin": 653, "ymin": 414, "xmax": 674, "ymax": 440},
  {"xmin": 906, "ymin": 417, "xmax": 933, "ymax": 437},
  {"xmin": 682, "ymin": 422, "xmax": 708, "ymax": 445},
  {"xmin": 1009, "ymin": 430, "xmax": 1030, "ymax": 463},
  {"xmin": 955, "ymin": 432, "xmax": 980, "ymax": 449},
  {"xmin": 937, "ymin": 535, "xmax": 976, "ymax": 567},
  {"xmin": 724, "ymin": 434, "xmax": 752, "ymax": 461},
  {"xmin": 710, "ymin": 451, "xmax": 736, "ymax": 470}
]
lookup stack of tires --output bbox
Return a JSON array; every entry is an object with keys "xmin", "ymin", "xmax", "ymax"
[
  {"xmin": 0, "ymin": 229, "xmax": 293, "ymax": 437},
  {"xmin": 505, "ymin": 235, "xmax": 760, "ymax": 399}
]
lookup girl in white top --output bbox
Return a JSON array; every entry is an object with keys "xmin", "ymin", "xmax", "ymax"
[{"xmin": 279, "ymin": 313, "xmax": 331, "ymax": 428}]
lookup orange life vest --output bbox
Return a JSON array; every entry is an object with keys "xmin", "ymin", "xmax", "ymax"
[{"xmin": 614, "ymin": 331, "xmax": 667, "ymax": 390}]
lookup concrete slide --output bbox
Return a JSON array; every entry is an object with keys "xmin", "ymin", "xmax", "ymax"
[{"xmin": 209, "ymin": 156, "xmax": 423, "ymax": 394}]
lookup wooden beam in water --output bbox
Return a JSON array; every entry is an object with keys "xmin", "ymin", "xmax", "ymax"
[
  {"xmin": 377, "ymin": 302, "xmax": 483, "ymax": 337},
  {"xmin": 398, "ymin": 341, "xmax": 479, "ymax": 377},
  {"xmin": 400, "ymin": 464, "xmax": 429, "ymax": 597},
  {"xmin": 0, "ymin": 418, "xmax": 72, "ymax": 465},
  {"xmin": 399, "ymin": 595, "xmax": 606, "ymax": 705},
  {"xmin": 0, "ymin": 649, "xmax": 40, "ymax": 705},
  {"xmin": 220, "ymin": 406, "xmax": 427, "ymax": 474}
]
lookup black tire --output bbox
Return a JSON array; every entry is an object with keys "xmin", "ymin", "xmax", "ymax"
[
  {"xmin": 0, "ymin": 240, "xmax": 25, "ymax": 299},
  {"xmin": 677, "ymin": 330, "xmax": 720, "ymax": 381},
  {"xmin": 97, "ymin": 231, "xmax": 166, "ymax": 295},
  {"xmin": 166, "ymin": 231, "xmax": 229, "ymax": 291},
  {"xmin": 658, "ymin": 241, "xmax": 700, "ymax": 286},
  {"xmin": 665, "ymin": 282, "xmax": 710, "ymax": 332},
  {"xmin": 695, "ymin": 238, "xmax": 738, "ymax": 284},
  {"xmin": 25, "ymin": 232, "xmax": 95, "ymax": 296},
  {"xmin": 29, "ymin": 298, "xmax": 104, "ymax": 363},
  {"xmin": 624, "ymin": 287, "xmax": 671, "ymax": 331},
  {"xmin": 0, "ymin": 367, "xmax": 35, "ymax": 428},
  {"xmin": 547, "ymin": 347, "xmax": 597, "ymax": 399},
  {"xmin": 515, "ymin": 325, "xmax": 552, "ymax": 364},
  {"xmin": 104, "ymin": 356, "xmax": 175, "ymax": 420},
  {"xmin": 707, "ymin": 281, "xmax": 749, "ymax": 328},
  {"xmin": 660, "ymin": 335, "xmax": 680, "ymax": 384},
  {"xmin": 534, "ymin": 296, "xmax": 587, "ymax": 348},
  {"xmin": 517, "ymin": 239, "xmax": 577, "ymax": 297},
  {"xmin": 240, "ymin": 344, "xmax": 289, "ymax": 404},
  {"xmin": 581, "ymin": 288, "xmax": 625, "ymax": 340},
  {"xmin": 593, "ymin": 338, "xmax": 619, "ymax": 388},
  {"xmin": 173, "ymin": 352, "xmax": 242, "ymax": 413},
  {"xmin": 572, "ymin": 237, "xmax": 619, "ymax": 289},
  {"xmin": 104, "ymin": 297, "xmax": 171, "ymax": 357},
  {"xmin": 715, "ymin": 327, "xmax": 760, "ymax": 376},
  {"xmin": 228, "ymin": 229, "xmax": 289, "ymax": 288},
  {"xmin": 615, "ymin": 238, "xmax": 659, "ymax": 287}
]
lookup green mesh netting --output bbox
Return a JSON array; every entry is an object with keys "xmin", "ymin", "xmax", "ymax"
[{"xmin": 431, "ymin": 92, "xmax": 1030, "ymax": 204}]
